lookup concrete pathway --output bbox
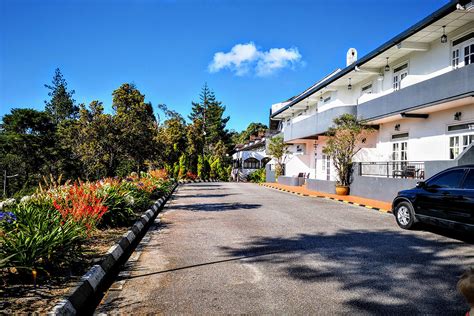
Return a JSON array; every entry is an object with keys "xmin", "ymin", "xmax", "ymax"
[{"xmin": 97, "ymin": 182, "xmax": 474, "ymax": 315}]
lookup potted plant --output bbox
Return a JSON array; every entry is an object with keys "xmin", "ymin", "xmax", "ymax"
[{"xmin": 323, "ymin": 114, "xmax": 373, "ymax": 196}]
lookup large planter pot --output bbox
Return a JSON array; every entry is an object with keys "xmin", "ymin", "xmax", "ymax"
[{"xmin": 335, "ymin": 185, "xmax": 350, "ymax": 196}]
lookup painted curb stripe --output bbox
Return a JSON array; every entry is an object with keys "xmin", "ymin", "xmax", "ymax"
[
  {"xmin": 260, "ymin": 184, "xmax": 390, "ymax": 214},
  {"xmin": 134, "ymin": 221, "xmax": 144, "ymax": 232},
  {"xmin": 49, "ymin": 299, "xmax": 76, "ymax": 316},
  {"xmin": 107, "ymin": 244, "xmax": 124, "ymax": 261},
  {"xmin": 81, "ymin": 265, "xmax": 106, "ymax": 291},
  {"xmin": 124, "ymin": 231, "xmax": 136, "ymax": 244}
]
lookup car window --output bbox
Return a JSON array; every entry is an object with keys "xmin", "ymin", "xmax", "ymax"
[
  {"xmin": 462, "ymin": 169, "xmax": 474, "ymax": 189},
  {"xmin": 427, "ymin": 169, "xmax": 466, "ymax": 189}
]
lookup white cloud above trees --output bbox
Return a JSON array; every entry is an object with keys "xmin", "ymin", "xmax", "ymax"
[{"xmin": 209, "ymin": 42, "xmax": 302, "ymax": 77}]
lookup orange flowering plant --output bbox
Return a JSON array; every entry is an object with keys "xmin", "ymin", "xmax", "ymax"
[{"xmin": 52, "ymin": 182, "xmax": 108, "ymax": 232}]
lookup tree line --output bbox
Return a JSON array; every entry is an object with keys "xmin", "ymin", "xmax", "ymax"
[{"xmin": 0, "ymin": 69, "xmax": 266, "ymax": 197}]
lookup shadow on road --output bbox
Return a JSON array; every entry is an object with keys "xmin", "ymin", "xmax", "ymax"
[
  {"xmin": 413, "ymin": 223, "xmax": 474, "ymax": 244},
  {"xmin": 182, "ymin": 184, "xmax": 222, "ymax": 188},
  {"xmin": 219, "ymin": 230, "xmax": 472, "ymax": 314},
  {"xmin": 122, "ymin": 249, "xmax": 287, "ymax": 280},
  {"xmin": 176, "ymin": 193, "xmax": 237, "ymax": 199},
  {"xmin": 172, "ymin": 202, "xmax": 261, "ymax": 212}
]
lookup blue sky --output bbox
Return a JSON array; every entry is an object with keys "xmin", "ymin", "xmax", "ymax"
[{"xmin": 0, "ymin": 0, "xmax": 448, "ymax": 132}]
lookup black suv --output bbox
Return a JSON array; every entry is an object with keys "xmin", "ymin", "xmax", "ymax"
[{"xmin": 392, "ymin": 165, "xmax": 474, "ymax": 231}]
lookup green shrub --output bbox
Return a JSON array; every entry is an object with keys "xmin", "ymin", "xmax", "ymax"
[
  {"xmin": 247, "ymin": 168, "xmax": 266, "ymax": 183},
  {"xmin": 178, "ymin": 154, "xmax": 187, "ymax": 179},
  {"xmin": 115, "ymin": 159, "xmax": 136, "ymax": 178},
  {"xmin": 0, "ymin": 196, "xmax": 86, "ymax": 274},
  {"xmin": 173, "ymin": 162, "xmax": 179, "ymax": 179},
  {"xmin": 98, "ymin": 183, "xmax": 136, "ymax": 228},
  {"xmin": 119, "ymin": 181, "xmax": 152, "ymax": 211}
]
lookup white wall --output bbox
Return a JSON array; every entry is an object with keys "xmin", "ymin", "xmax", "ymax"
[
  {"xmin": 284, "ymin": 140, "xmax": 316, "ymax": 178},
  {"xmin": 372, "ymin": 104, "xmax": 474, "ymax": 162}
]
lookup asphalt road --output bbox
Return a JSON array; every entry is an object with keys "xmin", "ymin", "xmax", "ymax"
[{"xmin": 97, "ymin": 182, "xmax": 474, "ymax": 315}]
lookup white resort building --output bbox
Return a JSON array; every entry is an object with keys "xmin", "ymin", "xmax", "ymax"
[
  {"xmin": 267, "ymin": 0, "xmax": 474, "ymax": 202},
  {"xmin": 231, "ymin": 132, "xmax": 271, "ymax": 181}
]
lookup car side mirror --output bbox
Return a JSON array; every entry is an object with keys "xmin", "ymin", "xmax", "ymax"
[{"xmin": 416, "ymin": 181, "xmax": 426, "ymax": 188}]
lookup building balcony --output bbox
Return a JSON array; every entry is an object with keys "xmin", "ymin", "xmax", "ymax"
[
  {"xmin": 283, "ymin": 105, "xmax": 357, "ymax": 142},
  {"xmin": 358, "ymin": 64, "xmax": 474, "ymax": 122}
]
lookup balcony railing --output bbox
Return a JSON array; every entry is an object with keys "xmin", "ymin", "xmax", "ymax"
[
  {"xmin": 283, "ymin": 105, "xmax": 357, "ymax": 142},
  {"xmin": 358, "ymin": 161, "xmax": 425, "ymax": 180},
  {"xmin": 358, "ymin": 64, "xmax": 474, "ymax": 121}
]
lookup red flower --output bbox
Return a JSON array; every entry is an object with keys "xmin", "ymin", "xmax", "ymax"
[{"xmin": 52, "ymin": 183, "xmax": 108, "ymax": 232}]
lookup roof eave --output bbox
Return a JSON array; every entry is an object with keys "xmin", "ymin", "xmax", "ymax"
[{"xmin": 270, "ymin": 0, "xmax": 463, "ymax": 119}]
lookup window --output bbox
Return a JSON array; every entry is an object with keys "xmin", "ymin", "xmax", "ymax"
[
  {"xmin": 392, "ymin": 142, "xmax": 407, "ymax": 161},
  {"xmin": 391, "ymin": 133, "xmax": 409, "ymax": 140},
  {"xmin": 427, "ymin": 169, "xmax": 466, "ymax": 189},
  {"xmin": 361, "ymin": 83, "xmax": 373, "ymax": 95},
  {"xmin": 322, "ymin": 154, "xmax": 331, "ymax": 180},
  {"xmin": 393, "ymin": 64, "xmax": 408, "ymax": 91},
  {"xmin": 233, "ymin": 160, "xmax": 239, "ymax": 168},
  {"xmin": 448, "ymin": 122, "xmax": 474, "ymax": 132},
  {"xmin": 452, "ymin": 32, "xmax": 474, "ymax": 68},
  {"xmin": 243, "ymin": 158, "xmax": 259, "ymax": 169},
  {"xmin": 464, "ymin": 44, "xmax": 474, "ymax": 66},
  {"xmin": 322, "ymin": 155, "xmax": 331, "ymax": 180},
  {"xmin": 452, "ymin": 48, "xmax": 460, "ymax": 69},
  {"xmin": 463, "ymin": 169, "xmax": 474, "ymax": 189},
  {"xmin": 449, "ymin": 136, "xmax": 460, "ymax": 159},
  {"xmin": 449, "ymin": 134, "xmax": 474, "ymax": 159},
  {"xmin": 326, "ymin": 157, "xmax": 331, "ymax": 180}
]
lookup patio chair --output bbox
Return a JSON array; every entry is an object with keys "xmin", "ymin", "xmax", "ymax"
[{"xmin": 403, "ymin": 165, "xmax": 416, "ymax": 178}]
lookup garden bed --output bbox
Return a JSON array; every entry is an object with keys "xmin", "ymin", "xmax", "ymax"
[
  {"xmin": 0, "ymin": 227, "xmax": 128, "ymax": 314},
  {"xmin": 0, "ymin": 170, "xmax": 173, "ymax": 314}
]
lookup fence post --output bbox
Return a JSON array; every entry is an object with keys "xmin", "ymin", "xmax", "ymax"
[{"xmin": 386, "ymin": 162, "xmax": 389, "ymax": 178}]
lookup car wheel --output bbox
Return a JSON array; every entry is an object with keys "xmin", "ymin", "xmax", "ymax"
[{"xmin": 394, "ymin": 201, "xmax": 416, "ymax": 229}]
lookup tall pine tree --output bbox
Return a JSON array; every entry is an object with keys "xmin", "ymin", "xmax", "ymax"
[
  {"xmin": 44, "ymin": 68, "xmax": 79, "ymax": 124},
  {"xmin": 188, "ymin": 83, "xmax": 230, "ymax": 156}
]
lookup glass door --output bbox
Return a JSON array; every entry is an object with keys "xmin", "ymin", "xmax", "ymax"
[
  {"xmin": 392, "ymin": 142, "xmax": 408, "ymax": 177},
  {"xmin": 393, "ymin": 64, "xmax": 408, "ymax": 91}
]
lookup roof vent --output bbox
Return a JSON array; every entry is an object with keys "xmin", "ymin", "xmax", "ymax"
[{"xmin": 346, "ymin": 48, "xmax": 357, "ymax": 66}]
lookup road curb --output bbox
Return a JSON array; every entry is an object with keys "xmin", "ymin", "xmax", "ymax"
[
  {"xmin": 259, "ymin": 183, "xmax": 391, "ymax": 214},
  {"xmin": 50, "ymin": 181, "xmax": 178, "ymax": 316}
]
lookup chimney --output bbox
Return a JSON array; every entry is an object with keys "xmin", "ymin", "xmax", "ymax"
[{"xmin": 346, "ymin": 48, "xmax": 357, "ymax": 66}]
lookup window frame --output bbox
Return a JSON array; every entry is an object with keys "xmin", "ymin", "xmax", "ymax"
[
  {"xmin": 452, "ymin": 48, "xmax": 460, "ymax": 69},
  {"xmin": 447, "ymin": 121, "xmax": 474, "ymax": 159},
  {"xmin": 452, "ymin": 31, "xmax": 474, "ymax": 69},
  {"xmin": 243, "ymin": 158, "xmax": 260, "ymax": 169},
  {"xmin": 360, "ymin": 82, "xmax": 373, "ymax": 96},
  {"xmin": 392, "ymin": 62, "xmax": 409, "ymax": 91}
]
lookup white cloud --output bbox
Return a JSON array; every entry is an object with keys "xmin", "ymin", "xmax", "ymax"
[
  {"xmin": 208, "ymin": 42, "xmax": 302, "ymax": 77},
  {"xmin": 256, "ymin": 47, "xmax": 302, "ymax": 76}
]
